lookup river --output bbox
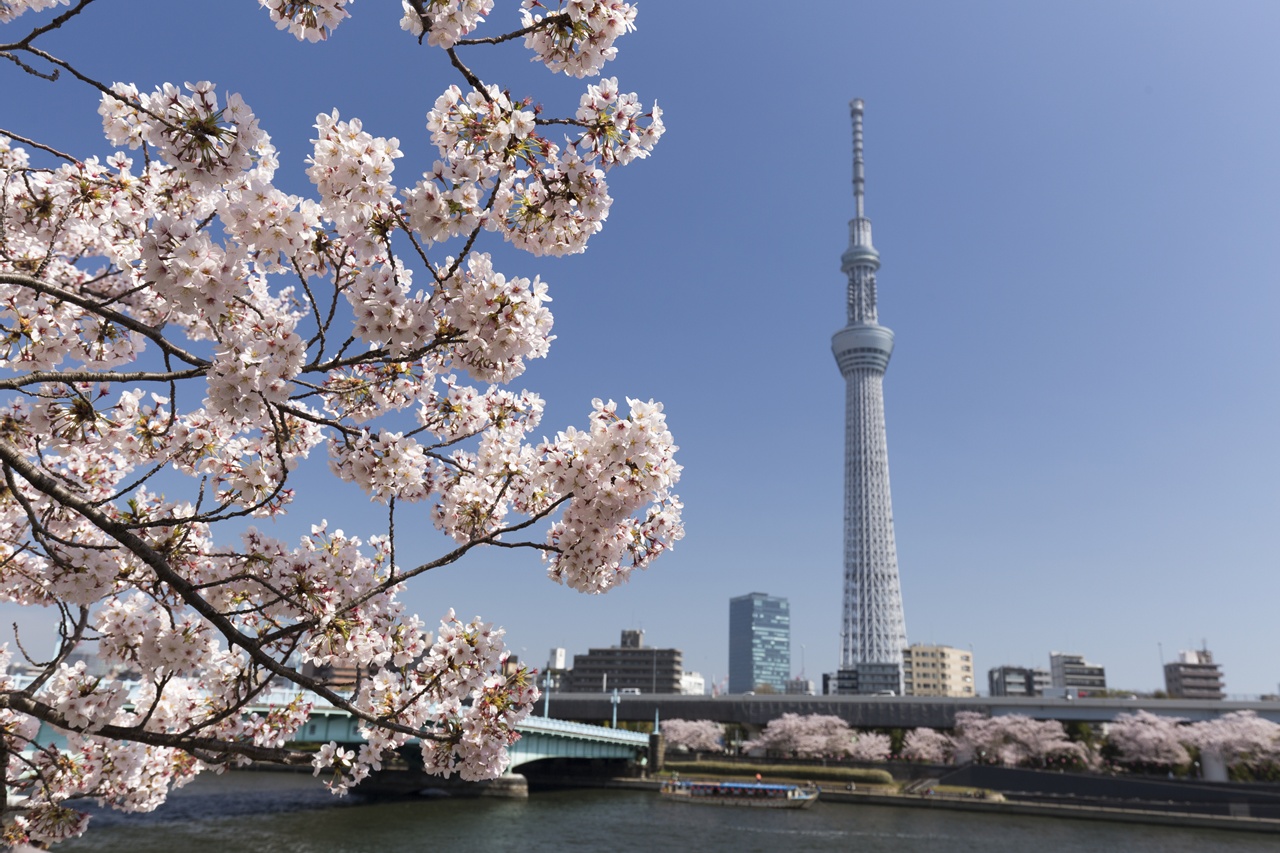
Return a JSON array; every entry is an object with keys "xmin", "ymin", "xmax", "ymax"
[{"xmin": 56, "ymin": 771, "xmax": 1275, "ymax": 853}]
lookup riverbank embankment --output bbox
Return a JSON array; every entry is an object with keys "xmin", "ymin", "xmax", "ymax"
[{"xmin": 603, "ymin": 777, "xmax": 1280, "ymax": 835}]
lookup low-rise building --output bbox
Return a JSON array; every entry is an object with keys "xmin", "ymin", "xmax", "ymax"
[
  {"xmin": 1164, "ymin": 648, "xmax": 1225, "ymax": 700},
  {"xmin": 988, "ymin": 665, "xmax": 1051, "ymax": 697},
  {"xmin": 680, "ymin": 671, "xmax": 706, "ymax": 696},
  {"xmin": 1049, "ymin": 652, "xmax": 1106, "ymax": 696},
  {"xmin": 563, "ymin": 629, "xmax": 683, "ymax": 694},
  {"xmin": 785, "ymin": 677, "xmax": 816, "ymax": 695},
  {"xmin": 825, "ymin": 664, "xmax": 902, "ymax": 696},
  {"xmin": 541, "ymin": 647, "xmax": 570, "ymax": 691},
  {"xmin": 902, "ymin": 644, "xmax": 975, "ymax": 698}
]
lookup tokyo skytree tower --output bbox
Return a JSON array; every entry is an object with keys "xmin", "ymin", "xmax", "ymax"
[{"xmin": 831, "ymin": 99, "xmax": 908, "ymax": 695}]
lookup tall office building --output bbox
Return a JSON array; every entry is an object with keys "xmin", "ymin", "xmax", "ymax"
[
  {"xmin": 831, "ymin": 100, "xmax": 908, "ymax": 694},
  {"xmin": 728, "ymin": 593, "xmax": 791, "ymax": 694}
]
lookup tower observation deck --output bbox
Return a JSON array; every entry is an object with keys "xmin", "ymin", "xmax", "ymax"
[{"xmin": 831, "ymin": 99, "xmax": 908, "ymax": 695}]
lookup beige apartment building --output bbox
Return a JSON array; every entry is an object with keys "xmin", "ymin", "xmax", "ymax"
[{"xmin": 902, "ymin": 644, "xmax": 976, "ymax": 697}]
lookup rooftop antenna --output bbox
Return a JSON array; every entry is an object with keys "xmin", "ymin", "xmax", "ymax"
[{"xmin": 851, "ymin": 98, "xmax": 866, "ymax": 219}]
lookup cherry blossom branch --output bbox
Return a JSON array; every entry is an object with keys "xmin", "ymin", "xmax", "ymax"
[
  {"xmin": 0, "ymin": 1, "xmax": 676, "ymax": 833},
  {"xmin": 445, "ymin": 46, "xmax": 488, "ymax": 95},
  {"xmin": 0, "ymin": 0, "xmax": 98, "ymax": 51},
  {"xmin": 0, "ymin": 691, "xmax": 311, "ymax": 765},
  {"xmin": 0, "ymin": 437, "xmax": 464, "ymax": 747},
  {"xmin": 256, "ymin": 495, "xmax": 569, "ymax": 649},
  {"xmin": 454, "ymin": 13, "xmax": 570, "ymax": 47},
  {"xmin": 0, "ymin": 47, "xmax": 60, "ymax": 80},
  {"xmin": 0, "ymin": 273, "xmax": 209, "ymax": 366},
  {"xmin": 0, "ymin": 128, "xmax": 77, "ymax": 163},
  {"xmin": 0, "ymin": 367, "xmax": 204, "ymax": 392}
]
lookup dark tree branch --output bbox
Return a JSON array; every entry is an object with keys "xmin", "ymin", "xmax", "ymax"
[
  {"xmin": 0, "ymin": 437, "xmax": 459, "ymax": 747},
  {"xmin": 455, "ymin": 12, "xmax": 570, "ymax": 46},
  {"xmin": 0, "ymin": 690, "xmax": 313, "ymax": 765},
  {"xmin": 0, "ymin": 48, "xmax": 58, "ymax": 80},
  {"xmin": 0, "ymin": 127, "xmax": 77, "ymax": 162},
  {"xmin": 1, "ymin": 0, "xmax": 98, "ymax": 50},
  {"xmin": 0, "ymin": 367, "xmax": 204, "ymax": 392},
  {"xmin": 0, "ymin": 273, "xmax": 209, "ymax": 367},
  {"xmin": 446, "ymin": 46, "xmax": 488, "ymax": 95}
]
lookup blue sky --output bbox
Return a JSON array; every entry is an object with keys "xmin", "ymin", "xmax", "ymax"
[{"xmin": 4, "ymin": 1, "xmax": 1279, "ymax": 696}]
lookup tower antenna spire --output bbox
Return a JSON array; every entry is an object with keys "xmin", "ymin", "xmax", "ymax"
[
  {"xmin": 841, "ymin": 99, "xmax": 879, "ymax": 323},
  {"xmin": 851, "ymin": 98, "xmax": 866, "ymax": 219}
]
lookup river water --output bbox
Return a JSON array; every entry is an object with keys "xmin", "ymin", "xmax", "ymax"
[{"xmin": 57, "ymin": 771, "xmax": 1275, "ymax": 853}]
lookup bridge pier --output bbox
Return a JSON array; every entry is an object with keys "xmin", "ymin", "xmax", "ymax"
[
  {"xmin": 362, "ymin": 768, "xmax": 530, "ymax": 799},
  {"xmin": 464, "ymin": 773, "xmax": 528, "ymax": 799},
  {"xmin": 649, "ymin": 732, "xmax": 665, "ymax": 773}
]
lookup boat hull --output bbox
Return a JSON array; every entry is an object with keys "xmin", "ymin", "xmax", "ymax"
[{"xmin": 660, "ymin": 781, "xmax": 819, "ymax": 809}]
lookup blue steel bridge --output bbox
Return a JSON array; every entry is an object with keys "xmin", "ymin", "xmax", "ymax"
[
  {"xmin": 26, "ymin": 683, "xmax": 654, "ymax": 772},
  {"xmin": 287, "ymin": 695, "xmax": 651, "ymax": 771}
]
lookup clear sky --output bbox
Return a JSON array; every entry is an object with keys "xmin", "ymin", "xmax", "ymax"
[{"xmin": 5, "ymin": 1, "xmax": 1279, "ymax": 696}]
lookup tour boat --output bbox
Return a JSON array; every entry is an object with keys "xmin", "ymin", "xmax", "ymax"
[{"xmin": 660, "ymin": 779, "xmax": 820, "ymax": 809}]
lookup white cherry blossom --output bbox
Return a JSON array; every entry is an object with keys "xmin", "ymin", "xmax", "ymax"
[{"xmin": 0, "ymin": 0, "xmax": 673, "ymax": 843}]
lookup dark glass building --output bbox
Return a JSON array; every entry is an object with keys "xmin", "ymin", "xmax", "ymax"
[{"xmin": 728, "ymin": 593, "xmax": 791, "ymax": 694}]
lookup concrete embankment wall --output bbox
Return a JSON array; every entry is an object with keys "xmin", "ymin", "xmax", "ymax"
[
  {"xmin": 939, "ymin": 764, "xmax": 1280, "ymax": 820},
  {"xmin": 823, "ymin": 787, "xmax": 1280, "ymax": 834},
  {"xmin": 603, "ymin": 777, "xmax": 1280, "ymax": 834}
]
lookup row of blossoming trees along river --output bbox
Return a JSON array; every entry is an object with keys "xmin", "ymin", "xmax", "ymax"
[{"xmin": 661, "ymin": 711, "xmax": 1280, "ymax": 781}]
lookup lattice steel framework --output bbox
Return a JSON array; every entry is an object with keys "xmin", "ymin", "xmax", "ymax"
[{"xmin": 831, "ymin": 99, "xmax": 907, "ymax": 689}]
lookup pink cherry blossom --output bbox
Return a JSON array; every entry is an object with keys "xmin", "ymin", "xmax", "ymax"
[
  {"xmin": 662, "ymin": 719, "xmax": 724, "ymax": 753},
  {"xmin": 1103, "ymin": 710, "xmax": 1190, "ymax": 771},
  {"xmin": 902, "ymin": 727, "xmax": 954, "ymax": 764},
  {"xmin": 742, "ymin": 714, "xmax": 858, "ymax": 759},
  {"xmin": 951, "ymin": 712, "xmax": 1090, "ymax": 769},
  {"xmin": 1183, "ymin": 711, "xmax": 1280, "ymax": 778}
]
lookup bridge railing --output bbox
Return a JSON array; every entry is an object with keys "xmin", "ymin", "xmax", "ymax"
[{"xmin": 518, "ymin": 716, "xmax": 650, "ymax": 744}]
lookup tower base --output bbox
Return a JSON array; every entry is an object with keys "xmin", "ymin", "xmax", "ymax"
[{"xmin": 829, "ymin": 664, "xmax": 902, "ymax": 696}]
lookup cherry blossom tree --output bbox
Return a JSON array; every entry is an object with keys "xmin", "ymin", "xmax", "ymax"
[
  {"xmin": 661, "ymin": 719, "xmax": 723, "ymax": 754},
  {"xmin": 1103, "ymin": 710, "xmax": 1280, "ymax": 780},
  {"xmin": 742, "ymin": 714, "xmax": 857, "ymax": 759},
  {"xmin": 846, "ymin": 731, "xmax": 891, "ymax": 763},
  {"xmin": 0, "ymin": 0, "xmax": 677, "ymax": 844},
  {"xmin": 951, "ymin": 712, "xmax": 1089, "ymax": 770},
  {"xmin": 1184, "ymin": 711, "xmax": 1280, "ymax": 781},
  {"xmin": 1101, "ymin": 710, "xmax": 1190, "ymax": 774},
  {"xmin": 901, "ymin": 727, "xmax": 953, "ymax": 765}
]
